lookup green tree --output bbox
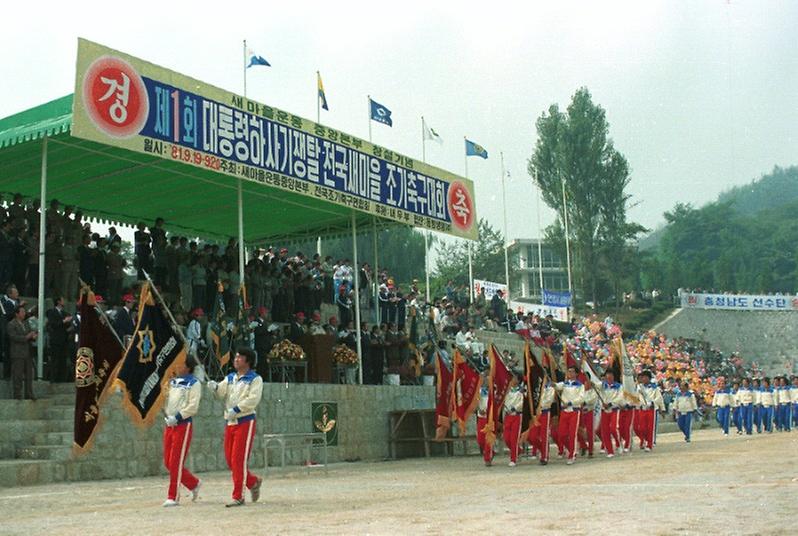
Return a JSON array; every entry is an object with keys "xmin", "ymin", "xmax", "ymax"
[{"xmin": 528, "ymin": 87, "xmax": 645, "ymax": 305}]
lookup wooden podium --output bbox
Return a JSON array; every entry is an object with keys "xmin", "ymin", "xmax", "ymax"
[{"xmin": 301, "ymin": 334, "xmax": 335, "ymax": 383}]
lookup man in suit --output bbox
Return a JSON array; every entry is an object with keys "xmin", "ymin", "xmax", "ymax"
[
  {"xmin": 1, "ymin": 285, "xmax": 24, "ymax": 379},
  {"xmin": 46, "ymin": 296, "xmax": 73, "ymax": 383},
  {"xmin": 8, "ymin": 305, "xmax": 37, "ymax": 399},
  {"xmin": 114, "ymin": 294, "xmax": 136, "ymax": 345}
]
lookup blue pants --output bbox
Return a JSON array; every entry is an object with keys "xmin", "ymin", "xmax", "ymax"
[
  {"xmin": 716, "ymin": 406, "xmax": 731, "ymax": 434},
  {"xmin": 793, "ymin": 403, "xmax": 798, "ymax": 427},
  {"xmin": 740, "ymin": 404, "xmax": 753, "ymax": 435},
  {"xmin": 677, "ymin": 412, "xmax": 693, "ymax": 442},
  {"xmin": 774, "ymin": 403, "xmax": 782, "ymax": 430},
  {"xmin": 761, "ymin": 406, "xmax": 773, "ymax": 432},
  {"xmin": 753, "ymin": 405, "xmax": 761, "ymax": 433},
  {"xmin": 732, "ymin": 407, "xmax": 742, "ymax": 432},
  {"xmin": 780, "ymin": 405, "xmax": 792, "ymax": 431}
]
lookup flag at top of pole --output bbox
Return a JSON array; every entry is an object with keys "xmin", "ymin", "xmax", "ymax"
[
  {"xmin": 465, "ymin": 138, "xmax": 488, "ymax": 159},
  {"xmin": 369, "ymin": 98, "xmax": 393, "ymax": 127},
  {"xmin": 246, "ymin": 47, "xmax": 271, "ymax": 68},
  {"xmin": 317, "ymin": 72, "xmax": 329, "ymax": 111},
  {"xmin": 423, "ymin": 119, "xmax": 443, "ymax": 144}
]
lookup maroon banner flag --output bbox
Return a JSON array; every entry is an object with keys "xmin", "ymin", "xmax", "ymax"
[
  {"xmin": 483, "ymin": 344, "xmax": 512, "ymax": 450},
  {"xmin": 73, "ymin": 290, "xmax": 125, "ymax": 454},
  {"xmin": 451, "ymin": 349, "xmax": 482, "ymax": 436},
  {"xmin": 434, "ymin": 352, "xmax": 453, "ymax": 440}
]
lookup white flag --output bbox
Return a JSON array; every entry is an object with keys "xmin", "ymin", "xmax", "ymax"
[{"xmin": 423, "ymin": 121, "xmax": 443, "ymax": 144}]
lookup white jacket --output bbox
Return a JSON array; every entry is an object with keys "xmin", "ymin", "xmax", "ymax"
[
  {"xmin": 736, "ymin": 387, "xmax": 754, "ymax": 405},
  {"xmin": 638, "ymin": 383, "xmax": 666, "ymax": 411},
  {"xmin": 164, "ymin": 374, "xmax": 201, "ymax": 423},
  {"xmin": 601, "ymin": 382, "xmax": 624, "ymax": 410},
  {"xmin": 503, "ymin": 387, "xmax": 524, "ymax": 415},
  {"xmin": 555, "ymin": 380, "xmax": 585, "ymax": 411},
  {"xmin": 674, "ymin": 391, "xmax": 698, "ymax": 413},
  {"xmin": 209, "ymin": 369, "xmax": 264, "ymax": 425}
]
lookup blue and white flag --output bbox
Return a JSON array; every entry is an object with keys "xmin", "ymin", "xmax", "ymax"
[
  {"xmin": 465, "ymin": 139, "xmax": 488, "ymax": 159},
  {"xmin": 369, "ymin": 98, "xmax": 393, "ymax": 127},
  {"xmin": 246, "ymin": 47, "xmax": 271, "ymax": 68}
]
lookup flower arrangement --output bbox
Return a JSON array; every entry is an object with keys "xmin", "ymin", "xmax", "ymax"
[
  {"xmin": 268, "ymin": 340, "xmax": 306, "ymax": 361},
  {"xmin": 332, "ymin": 344, "xmax": 358, "ymax": 365}
]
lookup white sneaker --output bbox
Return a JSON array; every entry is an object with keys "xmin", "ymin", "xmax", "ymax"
[
  {"xmin": 529, "ymin": 454, "xmax": 537, "ymax": 460},
  {"xmin": 566, "ymin": 459, "xmax": 574, "ymax": 465},
  {"xmin": 623, "ymin": 448, "xmax": 630, "ymax": 453},
  {"xmin": 162, "ymin": 499, "xmax": 179, "ymax": 507},
  {"xmin": 191, "ymin": 480, "xmax": 201, "ymax": 502},
  {"xmin": 644, "ymin": 447, "xmax": 651, "ymax": 452},
  {"xmin": 508, "ymin": 461, "xmax": 516, "ymax": 467},
  {"xmin": 557, "ymin": 453, "xmax": 564, "ymax": 458},
  {"xmin": 606, "ymin": 453, "xmax": 614, "ymax": 458}
]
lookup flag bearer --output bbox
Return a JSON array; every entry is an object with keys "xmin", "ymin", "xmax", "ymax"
[
  {"xmin": 636, "ymin": 370, "xmax": 665, "ymax": 451},
  {"xmin": 578, "ymin": 379, "xmax": 598, "ymax": 458},
  {"xmin": 736, "ymin": 378, "xmax": 754, "ymax": 435},
  {"xmin": 554, "ymin": 365, "xmax": 584, "ymax": 465},
  {"xmin": 674, "ymin": 381, "xmax": 698, "ymax": 442},
  {"xmin": 599, "ymin": 370, "xmax": 623, "ymax": 458},
  {"xmin": 207, "ymin": 347, "xmax": 264, "ymax": 507},
  {"xmin": 529, "ymin": 377, "xmax": 557, "ymax": 465},
  {"xmin": 502, "ymin": 374, "xmax": 524, "ymax": 467},
  {"xmin": 712, "ymin": 377, "xmax": 732, "ymax": 436},
  {"xmin": 162, "ymin": 355, "xmax": 202, "ymax": 507},
  {"xmin": 791, "ymin": 376, "xmax": 798, "ymax": 428},
  {"xmin": 476, "ymin": 378, "xmax": 493, "ymax": 466}
]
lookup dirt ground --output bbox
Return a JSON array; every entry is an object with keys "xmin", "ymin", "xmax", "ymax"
[{"xmin": 1, "ymin": 429, "xmax": 795, "ymax": 535}]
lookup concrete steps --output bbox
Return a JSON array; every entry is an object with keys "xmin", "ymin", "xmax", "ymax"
[
  {"xmin": 32, "ymin": 432, "xmax": 73, "ymax": 446},
  {"xmin": 16, "ymin": 445, "xmax": 73, "ymax": 461}
]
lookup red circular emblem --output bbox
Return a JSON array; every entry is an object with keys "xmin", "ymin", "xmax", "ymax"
[
  {"xmin": 82, "ymin": 55, "xmax": 149, "ymax": 138},
  {"xmin": 447, "ymin": 181, "xmax": 474, "ymax": 231}
]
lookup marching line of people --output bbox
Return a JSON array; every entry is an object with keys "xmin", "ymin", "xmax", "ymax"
[
  {"xmin": 474, "ymin": 367, "xmax": 798, "ymax": 468},
  {"xmin": 711, "ymin": 375, "xmax": 798, "ymax": 435}
]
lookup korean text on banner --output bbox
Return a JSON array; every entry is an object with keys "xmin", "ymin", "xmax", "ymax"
[{"xmin": 71, "ymin": 39, "xmax": 478, "ymax": 240}]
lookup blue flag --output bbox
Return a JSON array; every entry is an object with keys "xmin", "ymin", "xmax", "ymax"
[
  {"xmin": 369, "ymin": 98, "xmax": 393, "ymax": 127},
  {"xmin": 246, "ymin": 47, "xmax": 271, "ymax": 68},
  {"xmin": 465, "ymin": 139, "xmax": 488, "ymax": 159}
]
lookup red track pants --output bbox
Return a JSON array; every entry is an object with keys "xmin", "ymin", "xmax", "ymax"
[
  {"xmin": 578, "ymin": 410, "xmax": 595, "ymax": 455},
  {"xmin": 502, "ymin": 414, "xmax": 522, "ymax": 463},
  {"xmin": 600, "ymin": 410, "xmax": 620, "ymax": 455},
  {"xmin": 558, "ymin": 410, "xmax": 581, "ymax": 461},
  {"xmin": 224, "ymin": 419, "xmax": 260, "ymax": 501},
  {"xmin": 619, "ymin": 409, "xmax": 635, "ymax": 450},
  {"xmin": 636, "ymin": 408, "xmax": 655, "ymax": 449},
  {"xmin": 163, "ymin": 422, "xmax": 199, "ymax": 501},
  {"xmin": 529, "ymin": 412, "xmax": 551, "ymax": 463}
]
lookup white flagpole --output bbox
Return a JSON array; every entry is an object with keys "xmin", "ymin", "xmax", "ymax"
[
  {"xmin": 561, "ymin": 176, "xmax": 574, "ymax": 311},
  {"xmin": 535, "ymin": 174, "xmax": 545, "ymax": 295},
  {"xmin": 421, "ymin": 116, "xmax": 430, "ymax": 304},
  {"xmin": 464, "ymin": 139, "xmax": 473, "ymax": 303},
  {"xmin": 351, "ymin": 212, "xmax": 363, "ymax": 384},
  {"xmin": 316, "ymin": 71, "xmax": 320, "ymax": 124},
  {"xmin": 36, "ymin": 135, "xmax": 47, "ymax": 378},
  {"xmin": 367, "ymin": 95, "xmax": 372, "ymax": 143},
  {"xmin": 500, "ymin": 151, "xmax": 510, "ymax": 329},
  {"xmin": 238, "ymin": 40, "xmax": 247, "ymax": 303}
]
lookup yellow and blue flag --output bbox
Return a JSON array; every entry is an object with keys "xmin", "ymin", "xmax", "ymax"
[
  {"xmin": 465, "ymin": 139, "xmax": 488, "ymax": 159},
  {"xmin": 369, "ymin": 98, "xmax": 393, "ymax": 127},
  {"xmin": 317, "ymin": 72, "xmax": 329, "ymax": 111}
]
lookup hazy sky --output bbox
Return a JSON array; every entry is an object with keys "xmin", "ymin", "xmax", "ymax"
[{"xmin": 2, "ymin": 0, "xmax": 796, "ymax": 239}]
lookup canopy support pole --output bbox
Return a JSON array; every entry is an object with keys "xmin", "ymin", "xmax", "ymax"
[
  {"xmin": 36, "ymin": 136, "xmax": 47, "ymax": 379},
  {"xmin": 372, "ymin": 217, "xmax": 379, "ymax": 323},
  {"xmin": 351, "ymin": 212, "xmax": 363, "ymax": 385},
  {"xmin": 237, "ymin": 179, "xmax": 246, "ymax": 305}
]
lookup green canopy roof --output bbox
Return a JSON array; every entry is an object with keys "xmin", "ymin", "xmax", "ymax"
[{"xmin": 0, "ymin": 95, "xmax": 395, "ymax": 242}]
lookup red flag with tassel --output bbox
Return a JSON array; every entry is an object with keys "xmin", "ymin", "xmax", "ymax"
[
  {"xmin": 482, "ymin": 344, "xmax": 512, "ymax": 452},
  {"xmin": 434, "ymin": 352, "xmax": 453, "ymax": 440}
]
